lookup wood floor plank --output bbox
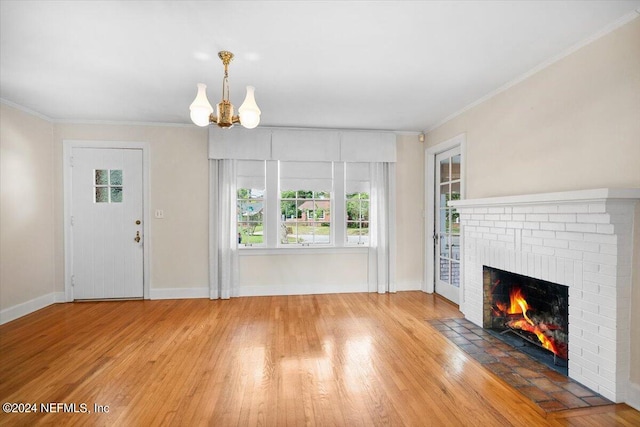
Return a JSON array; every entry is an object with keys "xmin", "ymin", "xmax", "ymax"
[{"xmin": 1, "ymin": 292, "xmax": 639, "ymax": 426}]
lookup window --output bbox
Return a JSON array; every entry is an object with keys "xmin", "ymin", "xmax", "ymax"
[
  {"xmin": 94, "ymin": 169, "xmax": 123, "ymax": 203},
  {"xmin": 346, "ymin": 163, "xmax": 370, "ymax": 245},
  {"xmin": 236, "ymin": 161, "xmax": 265, "ymax": 246},
  {"xmin": 235, "ymin": 160, "xmax": 374, "ymax": 249},
  {"xmin": 279, "ymin": 162, "xmax": 333, "ymax": 246}
]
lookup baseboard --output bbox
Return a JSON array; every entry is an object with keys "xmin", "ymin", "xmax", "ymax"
[
  {"xmin": 149, "ymin": 287, "xmax": 209, "ymax": 300},
  {"xmin": 238, "ymin": 282, "xmax": 369, "ymax": 297},
  {"xmin": 0, "ymin": 292, "xmax": 65, "ymax": 325},
  {"xmin": 627, "ymin": 381, "xmax": 640, "ymax": 411}
]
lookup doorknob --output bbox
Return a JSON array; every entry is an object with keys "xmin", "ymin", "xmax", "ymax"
[{"xmin": 134, "ymin": 231, "xmax": 141, "ymax": 243}]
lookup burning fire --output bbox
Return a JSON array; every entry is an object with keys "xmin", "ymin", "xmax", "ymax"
[{"xmin": 494, "ymin": 287, "xmax": 568, "ymax": 360}]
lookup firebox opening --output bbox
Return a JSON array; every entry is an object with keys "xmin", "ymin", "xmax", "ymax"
[{"xmin": 483, "ymin": 266, "xmax": 569, "ymax": 374}]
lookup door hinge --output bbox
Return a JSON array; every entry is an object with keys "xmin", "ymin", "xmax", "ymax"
[
  {"xmin": 71, "ymin": 275, "xmax": 75, "ymax": 287},
  {"xmin": 70, "ymin": 216, "xmax": 75, "ymax": 226}
]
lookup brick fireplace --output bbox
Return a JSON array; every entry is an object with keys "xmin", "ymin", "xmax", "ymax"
[{"xmin": 449, "ymin": 188, "xmax": 639, "ymax": 403}]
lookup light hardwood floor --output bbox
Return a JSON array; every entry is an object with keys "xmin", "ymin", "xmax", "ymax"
[{"xmin": 1, "ymin": 292, "xmax": 639, "ymax": 426}]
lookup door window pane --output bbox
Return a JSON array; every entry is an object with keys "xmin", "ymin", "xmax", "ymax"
[
  {"xmin": 95, "ymin": 170, "xmax": 108, "ymax": 185},
  {"xmin": 95, "ymin": 187, "xmax": 109, "ymax": 203},
  {"xmin": 440, "ymin": 158, "xmax": 450, "ymax": 183}
]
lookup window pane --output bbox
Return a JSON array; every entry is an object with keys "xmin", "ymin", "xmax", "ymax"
[
  {"xmin": 451, "ymin": 155, "xmax": 461, "ymax": 180},
  {"xmin": 439, "ymin": 158, "xmax": 450, "ymax": 183},
  {"xmin": 440, "ymin": 259, "xmax": 450, "ymax": 282},
  {"xmin": 110, "ymin": 169, "xmax": 123, "ymax": 186},
  {"xmin": 110, "ymin": 187, "xmax": 123, "ymax": 203},
  {"xmin": 451, "ymin": 261, "xmax": 460, "ymax": 287},
  {"xmin": 238, "ymin": 223, "xmax": 263, "ymax": 245},
  {"xmin": 95, "ymin": 170, "xmax": 108, "ymax": 185},
  {"xmin": 95, "ymin": 187, "xmax": 108, "ymax": 203}
]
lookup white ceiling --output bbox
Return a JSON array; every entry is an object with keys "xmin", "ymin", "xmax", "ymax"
[{"xmin": 1, "ymin": 1, "xmax": 639, "ymax": 132}]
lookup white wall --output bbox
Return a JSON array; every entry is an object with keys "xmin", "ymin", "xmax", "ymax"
[
  {"xmin": 0, "ymin": 104, "xmax": 57, "ymax": 319},
  {"xmin": 426, "ymin": 16, "xmax": 640, "ymax": 392}
]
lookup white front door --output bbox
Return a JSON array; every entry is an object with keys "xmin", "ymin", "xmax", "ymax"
[
  {"xmin": 71, "ymin": 147, "xmax": 144, "ymax": 299},
  {"xmin": 434, "ymin": 147, "xmax": 461, "ymax": 304}
]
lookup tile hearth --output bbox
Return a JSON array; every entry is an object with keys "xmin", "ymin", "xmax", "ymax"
[{"xmin": 429, "ymin": 318, "xmax": 613, "ymax": 412}]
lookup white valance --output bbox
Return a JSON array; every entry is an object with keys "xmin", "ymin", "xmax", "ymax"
[
  {"xmin": 279, "ymin": 161, "xmax": 333, "ymax": 191},
  {"xmin": 209, "ymin": 127, "xmax": 396, "ymax": 162}
]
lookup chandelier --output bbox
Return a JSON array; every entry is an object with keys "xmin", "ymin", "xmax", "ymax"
[{"xmin": 189, "ymin": 51, "xmax": 261, "ymax": 129}]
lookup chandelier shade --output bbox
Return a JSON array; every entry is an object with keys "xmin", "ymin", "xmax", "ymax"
[{"xmin": 189, "ymin": 51, "xmax": 261, "ymax": 129}]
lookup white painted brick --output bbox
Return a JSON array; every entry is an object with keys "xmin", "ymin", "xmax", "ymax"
[
  {"xmin": 574, "ymin": 299, "xmax": 600, "ymax": 315},
  {"xmin": 589, "ymin": 313, "xmax": 617, "ymax": 330},
  {"xmin": 570, "ymin": 353, "xmax": 599, "ymax": 374},
  {"xmin": 598, "ymin": 264, "xmax": 617, "ymax": 276},
  {"xmin": 490, "ymin": 227, "xmax": 506, "ymax": 235},
  {"xmin": 511, "ymin": 214, "xmax": 525, "ymax": 221},
  {"xmin": 584, "ymin": 272, "xmax": 618, "ymax": 287},
  {"xmin": 598, "ymin": 284, "xmax": 616, "ymax": 298},
  {"xmin": 599, "ymin": 325, "xmax": 616, "ymax": 340},
  {"xmin": 599, "ymin": 304, "xmax": 618, "ymax": 321},
  {"xmin": 540, "ymin": 222, "xmax": 565, "ymax": 231},
  {"xmin": 556, "ymin": 231, "xmax": 584, "ymax": 241},
  {"xmin": 582, "ymin": 281, "xmax": 599, "ymax": 294},
  {"xmin": 544, "ymin": 238, "xmax": 569, "ymax": 249},
  {"xmin": 476, "ymin": 226, "xmax": 490, "ymax": 233},
  {"xmin": 582, "ymin": 351, "xmax": 616, "ymax": 376},
  {"xmin": 541, "ymin": 256, "xmax": 549, "ymax": 280},
  {"xmin": 562, "ymin": 258, "xmax": 572, "ymax": 285},
  {"xmin": 548, "ymin": 257, "xmax": 557, "ymax": 283},
  {"xmin": 521, "ymin": 229, "xmax": 532, "ymax": 237},
  {"xmin": 471, "ymin": 214, "xmax": 485, "ymax": 221},
  {"xmin": 466, "ymin": 220, "xmax": 480, "ymax": 226},
  {"xmin": 584, "ymin": 233, "xmax": 617, "ymax": 245},
  {"xmin": 522, "ymin": 236, "xmax": 543, "ymax": 246},
  {"xmin": 549, "ymin": 213, "xmax": 577, "ymax": 223},
  {"xmin": 598, "ymin": 367, "xmax": 617, "ymax": 383},
  {"xmin": 504, "ymin": 207, "xmax": 512, "ymax": 214},
  {"xmin": 490, "ymin": 240, "xmax": 506, "ymax": 249},
  {"xmin": 558, "ymin": 204, "xmax": 589, "ymax": 213},
  {"xmin": 566, "ymin": 223, "xmax": 597, "ymax": 233},
  {"xmin": 533, "ymin": 205, "xmax": 559, "ymax": 213},
  {"xmin": 498, "ymin": 234, "xmax": 514, "ymax": 243},
  {"xmin": 512, "ymin": 206, "xmax": 534, "ymax": 214},
  {"xmin": 582, "ymin": 291, "xmax": 615, "ymax": 310},
  {"xmin": 479, "ymin": 220, "xmax": 495, "ymax": 228},
  {"xmin": 487, "ymin": 207, "xmax": 504, "ymax": 214},
  {"xmin": 588, "ymin": 203, "xmax": 607, "ymax": 213},
  {"xmin": 599, "ymin": 244, "xmax": 617, "ymax": 255},
  {"xmin": 499, "ymin": 215, "xmax": 511, "ymax": 221},
  {"xmin": 583, "ymin": 251, "xmax": 617, "ymax": 266},
  {"xmin": 523, "ymin": 222, "xmax": 540, "ymax": 230},
  {"xmin": 576, "ymin": 213, "xmax": 611, "ymax": 224},
  {"xmin": 573, "ymin": 261, "xmax": 583, "ymax": 289},
  {"xmin": 532, "ymin": 230, "xmax": 556, "ymax": 238},
  {"xmin": 482, "ymin": 233, "xmax": 498, "ymax": 241},
  {"xmin": 494, "ymin": 221, "xmax": 507, "ymax": 228},
  {"xmin": 473, "ymin": 207, "xmax": 488, "ymax": 214},
  {"xmin": 572, "ymin": 336, "xmax": 600, "ymax": 355},
  {"xmin": 532, "ymin": 245, "xmax": 555, "ymax": 256},
  {"xmin": 568, "ymin": 240, "xmax": 599, "ymax": 253},
  {"xmin": 555, "ymin": 248, "xmax": 583, "ymax": 260},
  {"xmin": 526, "ymin": 213, "xmax": 548, "ymax": 222},
  {"xmin": 506, "ymin": 221, "xmax": 523, "ymax": 229},
  {"xmin": 583, "ymin": 263, "xmax": 599, "ymax": 273},
  {"xmin": 596, "ymin": 224, "xmax": 615, "ymax": 234}
]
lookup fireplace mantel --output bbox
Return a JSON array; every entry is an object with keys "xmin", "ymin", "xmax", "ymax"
[
  {"xmin": 448, "ymin": 187, "xmax": 639, "ymax": 405},
  {"xmin": 449, "ymin": 188, "xmax": 640, "ymax": 208}
]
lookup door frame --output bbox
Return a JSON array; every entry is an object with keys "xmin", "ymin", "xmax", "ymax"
[
  {"xmin": 63, "ymin": 140, "xmax": 151, "ymax": 301},
  {"xmin": 424, "ymin": 134, "xmax": 466, "ymax": 302}
]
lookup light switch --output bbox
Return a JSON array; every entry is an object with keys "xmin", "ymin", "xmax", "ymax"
[{"xmin": 155, "ymin": 209, "xmax": 164, "ymax": 219}]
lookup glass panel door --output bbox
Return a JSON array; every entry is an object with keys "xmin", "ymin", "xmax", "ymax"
[{"xmin": 435, "ymin": 147, "xmax": 461, "ymax": 304}]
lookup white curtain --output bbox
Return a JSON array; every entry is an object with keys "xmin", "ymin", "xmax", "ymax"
[
  {"xmin": 370, "ymin": 162, "xmax": 396, "ymax": 293},
  {"xmin": 209, "ymin": 159, "xmax": 239, "ymax": 299}
]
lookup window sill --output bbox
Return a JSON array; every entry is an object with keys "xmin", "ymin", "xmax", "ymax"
[{"xmin": 238, "ymin": 246, "xmax": 370, "ymax": 256}]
